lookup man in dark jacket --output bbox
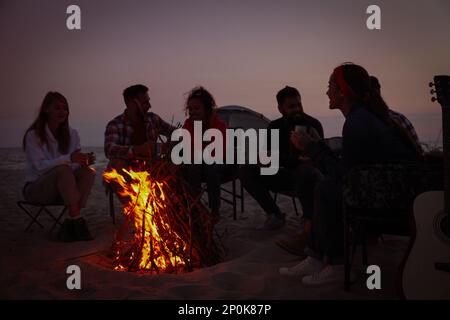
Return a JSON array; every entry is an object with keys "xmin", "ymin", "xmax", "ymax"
[{"xmin": 239, "ymin": 86, "xmax": 324, "ymax": 232}]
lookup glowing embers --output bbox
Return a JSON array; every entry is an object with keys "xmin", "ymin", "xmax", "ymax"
[{"xmin": 103, "ymin": 160, "xmax": 221, "ymax": 273}]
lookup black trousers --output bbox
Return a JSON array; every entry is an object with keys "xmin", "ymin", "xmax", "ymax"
[
  {"xmin": 183, "ymin": 164, "xmax": 224, "ymax": 213},
  {"xmin": 238, "ymin": 163, "xmax": 323, "ymax": 218},
  {"xmin": 305, "ymin": 178, "xmax": 344, "ymax": 264}
]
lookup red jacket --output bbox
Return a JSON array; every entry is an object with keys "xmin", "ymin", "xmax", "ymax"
[{"xmin": 182, "ymin": 112, "xmax": 227, "ymax": 161}]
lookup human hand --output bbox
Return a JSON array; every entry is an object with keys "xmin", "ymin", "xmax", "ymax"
[
  {"xmin": 290, "ymin": 131, "xmax": 313, "ymax": 151},
  {"xmin": 87, "ymin": 152, "xmax": 96, "ymax": 165},
  {"xmin": 71, "ymin": 150, "xmax": 94, "ymax": 166},
  {"xmin": 133, "ymin": 141, "xmax": 153, "ymax": 159}
]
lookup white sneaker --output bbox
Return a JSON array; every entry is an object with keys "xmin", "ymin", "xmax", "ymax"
[
  {"xmin": 301, "ymin": 264, "xmax": 344, "ymax": 286},
  {"xmin": 279, "ymin": 256, "xmax": 323, "ymax": 276}
]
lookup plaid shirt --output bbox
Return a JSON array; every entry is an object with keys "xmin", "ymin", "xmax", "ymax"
[
  {"xmin": 104, "ymin": 111, "xmax": 174, "ymax": 160},
  {"xmin": 389, "ymin": 109, "xmax": 423, "ymax": 154}
]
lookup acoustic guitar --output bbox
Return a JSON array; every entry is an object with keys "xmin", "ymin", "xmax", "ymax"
[{"xmin": 402, "ymin": 75, "xmax": 450, "ymax": 299}]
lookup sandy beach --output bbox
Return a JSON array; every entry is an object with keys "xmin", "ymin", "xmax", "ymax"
[{"xmin": 0, "ymin": 160, "xmax": 409, "ymax": 300}]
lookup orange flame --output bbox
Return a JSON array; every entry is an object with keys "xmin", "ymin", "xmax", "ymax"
[{"xmin": 103, "ymin": 168, "xmax": 189, "ymax": 273}]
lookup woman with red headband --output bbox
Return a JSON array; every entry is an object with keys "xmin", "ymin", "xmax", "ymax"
[{"xmin": 278, "ymin": 63, "xmax": 419, "ymax": 285}]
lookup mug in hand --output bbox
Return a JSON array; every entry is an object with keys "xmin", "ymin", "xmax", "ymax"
[
  {"xmin": 295, "ymin": 125, "xmax": 308, "ymax": 134},
  {"xmin": 88, "ymin": 152, "xmax": 96, "ymax": 165}
]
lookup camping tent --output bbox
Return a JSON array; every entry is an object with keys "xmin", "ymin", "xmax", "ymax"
[
  {"xmin": 216, "ymin": 105, "xmax": 271, "ymax": 163},
  {"xmin": 216, "ymin": 105, "xmax": 270, "ymax": 130}
]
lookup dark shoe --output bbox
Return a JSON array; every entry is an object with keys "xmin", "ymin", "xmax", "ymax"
[
  {"xmin": 56, "ymin": 219, "xmax": 76, "ymax": 242},
  {"xmin": 275, "ymin": 233, "xmax": 307, "ymax": 256},
  {"xmin": 73, "ymin": 217, "xmax": 94, "ymax": 241}
]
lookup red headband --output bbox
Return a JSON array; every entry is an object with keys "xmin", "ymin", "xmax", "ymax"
[{"xmin": 332, "ymin": 67, "xmax": 360, "ymax": 100}]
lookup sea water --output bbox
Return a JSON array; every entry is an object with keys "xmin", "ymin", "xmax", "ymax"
[{"xmin": 0, "ymin": 147, "xmax": 107, "ymax": 171}]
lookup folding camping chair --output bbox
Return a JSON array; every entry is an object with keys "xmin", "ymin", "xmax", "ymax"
[
  {"xmin": 213, "ymin": 164, "xmax": 245, "ymax": 220},
  {"xmin": 17, "ymin": 200, "xmax": 67, "ymax": 233},
  {"xmin": 342, "ymin": 162, "xmax": 441, "ymax": 291},
  {"xmin": 216, "ymin": 105, "xmax": 270, "ymax": 218},
  {"xmin": 219, "ymin": 176, "xmax": 245, "ymax": 220}
]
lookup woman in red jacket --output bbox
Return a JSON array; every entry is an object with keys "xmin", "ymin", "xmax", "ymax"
[{"xmin": 182, "ymin": 86, "xmax": 227, "ymax": 219}]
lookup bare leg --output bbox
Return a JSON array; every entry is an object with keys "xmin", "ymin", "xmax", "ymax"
[
  {"xmin": 24, "ymin": 165, "xmax": 81, "ymax": 216},
  {"xmin": 74, "ymin": 166, "xmax": 96, "ymax": 208}
]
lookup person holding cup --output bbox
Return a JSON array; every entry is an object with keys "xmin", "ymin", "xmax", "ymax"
[
  {"xmin": 22, "ymin": 91, "xmax": 96, "ymax": 242},
  {"xmin": 279, "ymin": 63, "xmax": 418, "ymax": 285},
  {"xmin": 239, "ymin": 86, "xmax": 324, "ymax": 232}
]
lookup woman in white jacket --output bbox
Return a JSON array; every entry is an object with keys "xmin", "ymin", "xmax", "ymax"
[{"xmin": 23, "ymin": 92, "xmax": 96, "ymax": 242}]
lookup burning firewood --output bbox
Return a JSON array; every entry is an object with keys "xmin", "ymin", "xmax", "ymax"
[{"xmin": 103, "ymin": 159, "xmax": 223, "ymax": 273}]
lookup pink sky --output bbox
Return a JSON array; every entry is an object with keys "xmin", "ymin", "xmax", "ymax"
[{"xmin": 1, "ymin": 0, "xmax": 449, "ymax": 147}]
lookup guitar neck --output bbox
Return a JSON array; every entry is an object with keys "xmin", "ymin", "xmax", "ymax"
[
  {"xmin": 433, "ymin": 75, "xmax": 450, "ymax": 217},
  {"xmin": 444, "ymin": 107, "xmax": 450, "ymax": 217}
]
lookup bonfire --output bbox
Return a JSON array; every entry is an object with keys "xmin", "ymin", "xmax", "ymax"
[{"xmin": 103, "ymin": 159, "xmax": 222, "ymax": 273}]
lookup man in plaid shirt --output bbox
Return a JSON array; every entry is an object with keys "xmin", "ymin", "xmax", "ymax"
[
  {"xmin": 370, "ymin": 76, "xmax": 423, "ymax": 155},
  {"xmin": 104, "ymin": 84, "xmax": 175, "ymax": 171}
]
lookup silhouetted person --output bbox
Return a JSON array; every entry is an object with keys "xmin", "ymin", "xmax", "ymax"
[
  {"xmin": 104, "ymin": 84, "xmax": 176, "ymax": 198},
  {"xmin": 182, "ymin": 86, "xmax": 227, "ymax": 219},
  {"xmin": 370, "ymin": 75, "xmax": 423, "ymax": 155},
  {"xmin": 279, "ymin": 63, "xmax": 419, "ymax": 285},
  {"xmin": 239, "ymin": 86, "xmax": 324, "ymax": 231}
]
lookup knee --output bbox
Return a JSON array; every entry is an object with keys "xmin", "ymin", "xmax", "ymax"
[
  {"xmin": 54, "ymin": 164, "xmax": 74, "ymax": 179},
  {"xmin": 80, "ymin": 166, "xmax": 97, "ymax": 181}
]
